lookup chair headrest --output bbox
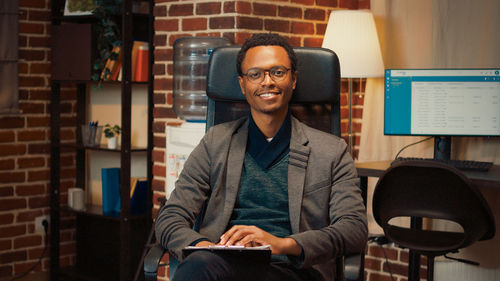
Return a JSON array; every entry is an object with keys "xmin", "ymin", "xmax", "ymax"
[{"xmin": 206, "ymin": 46, "xmax": 340, "ymax": 104}]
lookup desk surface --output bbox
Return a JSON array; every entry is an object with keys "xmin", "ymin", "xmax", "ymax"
[{"xmin": 355, "ymin": 161, "xmax": 500, "ymax": 189}]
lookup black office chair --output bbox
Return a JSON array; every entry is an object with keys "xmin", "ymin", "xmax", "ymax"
[
  {"xmin": 372, "ymin": 160, "xmax": 495, "ymax": 281},
  {"xmin": 144, "ymin": 46, "xmax": 364, "ymax": 281}
]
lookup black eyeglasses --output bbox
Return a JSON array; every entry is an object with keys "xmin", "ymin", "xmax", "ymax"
[{"xmin": 241, "ymin": 66, "xmax": 291, "ymax": 84}]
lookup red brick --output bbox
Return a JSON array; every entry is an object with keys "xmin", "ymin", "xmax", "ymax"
[
  {"xmin": 196, "ymin": 2, "xmax": 221, "ymax": 15},
  {"xmin": 182, "ymin": 18, "xmax": 207, "ymax": 31},
  {"xmin": 210, "ymin": 17, "xmax": 235, "ymax": 29},
  {"xmin": 0, "ymin": 250, "xmax": 27, "ymax": 263},
  {"xmin": 367, "ymin": 272, "xmax": 394, "ymax": 281},
  {"xmin": 305, "ymin": 8, "xmax": 325, "ymax": 20},
  {"xmin": 29, "ymin": 36, "xmax": 50, "ymax": 48},
  {"xmin": 0, "ymin": 187, "xmax": 14, "ymax": 197},
  {"xmin": 153, "ymin": 64, "xmax": 165, "ymax": 76},
  {"xmin": 154, "ymin": 49, "xmax": 173, "ymax": 62},
  {"xmin": 169, "ymin": 4, "xmax": 194, "ymax": 16},
  {"xmin": 340, "ymin": 0, "xmax": 358, "ymax": 9},
  {"xmin": 60, "ymin": 129, "xmax": 75, "ymax": 141},
  {"xmin": 168, "ymin": 34, "xmax": 192, "ymax": 46},
  {"xmin": 154, "ymin": 5, "xmax": 167, "ymax": 17},
  {"xmin": 292, "ymin": 22, "xmax": 314, "ymax": 34},
  {"xmin": 153, "ymin": 107, "xmax": 176, "ymax": 119},
  {"xmin": 60, "ymin": 168, "xmax": 76, "ymax": 179},
  {"xmin": 0, "ymin": 214, "xmax": 15, "ymax": 225},
  {"xmin": 28, "ymin": 169, "xmax": 50, "ymax": 182},
  {"xmin": 237, "ymin": 16, "xmax": 263, "ymax": 30},
  {"xmin": 368, "ymin": 245, "xmax": 398, "ymax": 260},
  {"xmin": 152, "ymin": 179, "xmax": 165, "ymax": 192},
  {"xmin": 30, "ymin": 62, "xmax": 50, "ymax": 74},
  {"xmin": 19, "ymin": 76, "xmax": 46, "ymax": 87},
  {"xmin": 155, "ymin": 19, "xmax": 179, "ymax": 31},
  {"xmin": 235, "ymin": 32, "xmax": 253, "ymax": 45},
  {"xmin": 0, "ymin": 172, "xmax": 25, "ymax": 184},
  {"xmin": 28, "ymin": 10, "xmax": 50, "ymax": 21},
  {"xmin": 19, "ymin": 102, "xmax": 45, "ymax": 114},
  {"xmin": 28, "ymin": 196, "xmax": 49, "ymax": 209},
  {"xmin": 153, "ymin": 164, "xmax": 166, "ymax": 177},
  {"xmin": 18, "ymin": 49, "xmax": 45, "ymax": 61},
  {"xmin": 224, "ymin": 1, "xmax": 235, "ymax": 13},
  {"xmin": 0, "ymin": 117, "xmax": 24, "ymax": 129},
  {"xmin": 292, "ymin": 0, "xmax": 314, "ymax": 4},
  {"xmin": 317, "ymin": 0, "xmax": 338, "ymax": 7},
  {"xmin": 154, "ymin": 136, "xmax": 166, "ymax": 148},
  {"xmin": 16, "ymin": 209, "xmax": 43, "ymax": 222},
  {"xmin": 29, "ymin": 89, "xmax": 50, "ymax": 101},
  {"xmin": 0, "ymin": 240, "xmax": 11, "ymax": 251},
  {"xmin": 304, "ymin": 37, "xmax": 323, "ymax": 47},
  {"xmin": 253, "ymin": 3, "xmax": 277, "ymax": 16},
  {"xmin": 316, "ymin": 23, "xmax": 327, "ymax": 35},
  {"xmin": 359, "ymin": 0, "xmax": 370, "ymax": 9},
  {"xmin": 16, "ymin": 184, "xmax": 46, "ymax": 197},
  {"xmin": 236, "ymin": 1, "xmax": 251, "ymax": 14},
  {"xmin": 19, "ymin": 22, "xmax": 44, "ymax": 34},
  {"xmin": 18, "ymin": 0, "xmax": 45, "ymax": 9},
  {"xmin": 60, "ymin": 155, "xmax": 74, "ymax": 166},
  {"xmin": 28, "ymin": 143, "xmax": 50, "ymax": 154},
  {"xmin": 19, "ymin": 62, "xmax": 29, "ymax": 74},
  {"xmin": 14, "ymin": 235, "xmax": 42, "ymax": 249},
  {"xmin": 154, "ymin": 34, "xmax": 167, "ymax": 47},
  {"xmin": 0, "ymin": 159, "xmax": 15, "ymax": 170},
  {"xmin": 13, "ymin": 260, "xmax": 42, "ymax": 274},
  {"xmin": 17, "ymin": 130, "xmax": 46, "ymax": 142},
  {"xmin": 0, "ymin": 144, "xmax": 26, "ymax": 157},
  {"xmin": 152, "ymin": 150, "xmax": 165, "ymax": 163},
  {"xmin": 279, "ymin": 6, "xmax": 302, "ymax": 19},
  {"xmin": 154, "ymin": 78, "xmax": 173, "ymax": 91},
  {"xmin": 0, "ymin": 198, "xmax": 27, "ymax": 211},
  {"xmin": 265, "ymin": 19, "xmax": 290, "ymax": 33},
  {"xmin": 153, "ymin": 121, "xmax": 166, "ymax": 134},
  {"xmin": 27, "ymin": 116, "xmax": 50, "ymax": 127},
  {"xmin": 382, "ymin": 261, "xmax": 409, "ymax": 277}
]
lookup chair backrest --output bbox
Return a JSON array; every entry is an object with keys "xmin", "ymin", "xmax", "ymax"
[
  {"xmin": 206, "ymin": 46, "xmax": 341, "ymax": 135},
  {"xmin": 372, "ymin": 160, "xmax": 496, "ymax": 256}
]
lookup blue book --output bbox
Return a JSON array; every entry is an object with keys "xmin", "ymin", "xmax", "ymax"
[
  {"xmin": 131, "ymin": 179, "xmax": 147, "ymax": 215},
  {"xmin": 101, "ymin": 168, "xmax": 121, "ymax": 217}
]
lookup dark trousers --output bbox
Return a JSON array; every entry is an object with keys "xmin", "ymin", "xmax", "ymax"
[{"xmin": 172, "ymin": 250, "xmax": 324, "ymax": 281}]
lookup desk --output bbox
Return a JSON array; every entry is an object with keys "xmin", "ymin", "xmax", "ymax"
[{"xmin": 355, "ymin": 161, "xmax": 500, "ymax": 281}]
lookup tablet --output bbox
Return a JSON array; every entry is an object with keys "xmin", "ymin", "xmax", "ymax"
[{"xmin": 182, "ymin": 245, "xmax": 271, "ymax": 263}]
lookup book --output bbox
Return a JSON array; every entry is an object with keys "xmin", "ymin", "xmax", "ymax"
[
  {"xmin": 131, "ymin": 41, "xmax": 147, "ymax": 81},
  {"xmin": 101, "ymin": 167, "xmax": 121, "ymax": 217},
  {"xmin": 131, "ymin": 178, "xmax": 147, "ymax": 214},
  {"xmin": 100, "ymin": 46, "xmax": 121, "ymax": 81}
]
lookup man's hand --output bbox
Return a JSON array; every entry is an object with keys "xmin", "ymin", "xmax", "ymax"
[
  {"xmin": 195, "ymin": 240, "xmax": 216, "ymax": 247},
  {"xmin": 218, "ymin": 225, "xmax": 301, "ymax": 256}
]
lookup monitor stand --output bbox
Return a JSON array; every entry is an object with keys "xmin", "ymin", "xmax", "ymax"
[{"xmin": 434, "ymin": 136, "xmax": 451, "ymax": 160}]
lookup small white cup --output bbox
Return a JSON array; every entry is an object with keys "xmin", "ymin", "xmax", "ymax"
[{"xmin": 68, "ymin": 188, "xmax": 85, "ymax": 211}]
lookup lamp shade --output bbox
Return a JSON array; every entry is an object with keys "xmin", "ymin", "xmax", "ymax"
[{"xmin": 322, "ymin": 10, "xmax": 384, "ymax": 78}]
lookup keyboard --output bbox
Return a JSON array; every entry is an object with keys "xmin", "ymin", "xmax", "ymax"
[{"xmin": 392, "ymin": 157, "xmax": 493, "ymax": 172}]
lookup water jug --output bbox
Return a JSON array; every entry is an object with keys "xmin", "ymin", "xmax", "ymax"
[{"xmin": 173, "ymin": 37, "xmax": 231, "ymax": 121}]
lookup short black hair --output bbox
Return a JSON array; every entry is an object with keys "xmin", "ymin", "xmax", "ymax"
[{"xmin": 236, "ymin": 33, "xmax": 297, "ymax": 76}]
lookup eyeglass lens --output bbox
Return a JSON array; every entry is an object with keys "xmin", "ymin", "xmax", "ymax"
[{"xmin": 245, "ymin": 66, "xmax": 290, "ymax": 83}]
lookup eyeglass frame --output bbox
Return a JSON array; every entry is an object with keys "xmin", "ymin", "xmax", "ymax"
[{"xmin": 240, "ymin": 66, "xmax": 293, "ymax": 84}]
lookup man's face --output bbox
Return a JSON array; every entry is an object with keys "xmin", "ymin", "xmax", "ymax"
[{"xmin": 238, "ymin": 45, "xmax": 296, "ymax": 118}]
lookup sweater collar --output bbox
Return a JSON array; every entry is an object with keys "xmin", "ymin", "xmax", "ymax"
[{"xmin": 247, "ymin": 113, "xmax": 291, "ymax": 169}]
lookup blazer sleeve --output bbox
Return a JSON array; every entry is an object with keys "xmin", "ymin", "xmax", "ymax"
[{"xmin": 154, "ymin": 128, "xmax": 214, "ymax": 261}]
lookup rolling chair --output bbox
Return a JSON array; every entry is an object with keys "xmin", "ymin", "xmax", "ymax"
[
  {"xmin": 143, "ymin": 46, "xmax": 365, "ymax": 281},
  {"xmin": 372, "ymin": 160, "xmax": 495, "ymax": 281}
]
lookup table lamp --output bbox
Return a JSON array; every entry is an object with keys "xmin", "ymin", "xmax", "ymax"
[{"xmin": 322, "ymin": 10, "xmax": 384, "ymax": 154}]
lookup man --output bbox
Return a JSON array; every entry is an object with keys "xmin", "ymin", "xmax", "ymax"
[{"xmin": 155, "ymin": 33, "xmax": 367, "ymax": 281}]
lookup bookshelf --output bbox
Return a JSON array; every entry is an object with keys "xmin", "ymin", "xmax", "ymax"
[{"xmin": 49, "ymin": 1, "xmax": 153, "ymax": 281}]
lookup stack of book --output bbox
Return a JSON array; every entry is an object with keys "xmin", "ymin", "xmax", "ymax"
[
  {"xmin": 101, "ymin": 168, "xmax": 148, "ymax": 217},
  {"xmin": 99, "ymin": 41, "xmax": 149, "ymax": 82}
]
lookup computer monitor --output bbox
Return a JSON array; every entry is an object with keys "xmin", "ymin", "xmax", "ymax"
[{"xmin": 384, "ymin": 68, "xmax": 500, "ymax": 159}]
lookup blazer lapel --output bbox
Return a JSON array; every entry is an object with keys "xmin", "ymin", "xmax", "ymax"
[
  {"xmin": 219, "ymin": 119, "xmax": 248, "ymax": 231},
  {"xmin": 288, "ymin": 118, "xmax": 310, "ymax": 233}
]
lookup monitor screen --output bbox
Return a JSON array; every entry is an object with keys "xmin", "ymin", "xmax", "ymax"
[{"xmin": 384, "ymin": 69, "xmax": 500, "ymax": 136}]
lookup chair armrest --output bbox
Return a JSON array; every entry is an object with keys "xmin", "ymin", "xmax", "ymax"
[
  {"xmin": 344, "ymin": 253, "xmax": 365, "ymax": 281},
  {"xmin": 144, "ymin": 244, "xmax": 166, "ymax": 281}
]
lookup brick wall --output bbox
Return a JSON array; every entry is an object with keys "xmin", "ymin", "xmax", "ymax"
[
  {"xmin": 0, "ymin": 0, "xmax": 77, "ymax": 278},
  {"xmin": 152, "ymin": 0, "xmax": 368, "ymax": 280}
]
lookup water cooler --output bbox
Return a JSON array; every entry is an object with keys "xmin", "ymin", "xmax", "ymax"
[{"xmin": 165, "ymin": 37, "xmax": 231, "ymax": 198}]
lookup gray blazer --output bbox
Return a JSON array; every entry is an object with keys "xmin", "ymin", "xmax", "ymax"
[{"xmin": 155, "ymin": 116, "xmax": 368, "ymax": 281}]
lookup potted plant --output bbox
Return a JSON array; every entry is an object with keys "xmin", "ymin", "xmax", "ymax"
[{"xmin": 104, "ymin": 124, "xmax": 121, "ymax": 149}]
